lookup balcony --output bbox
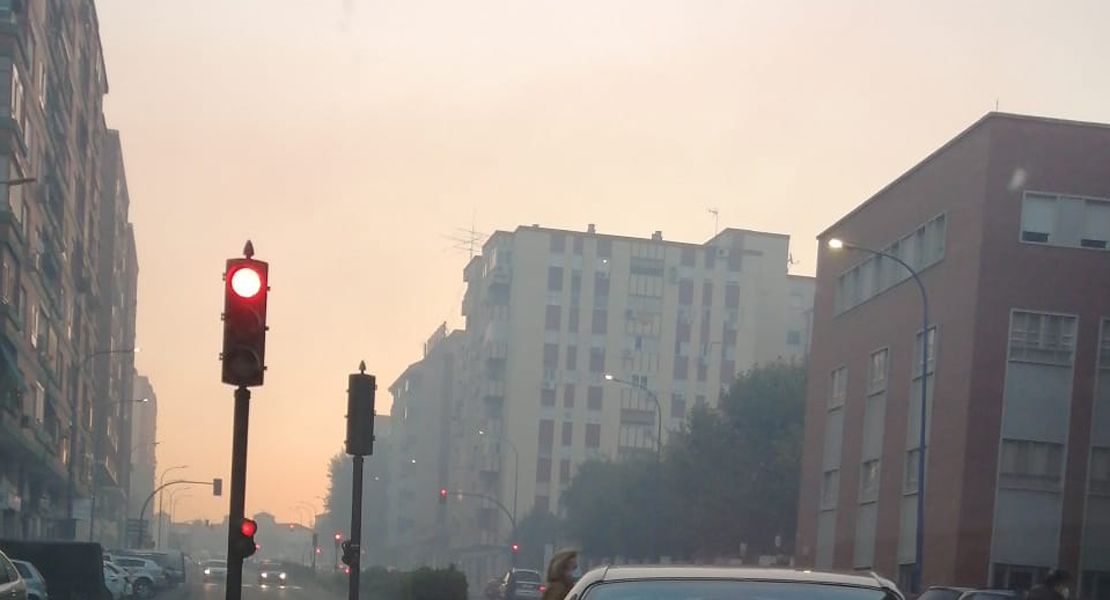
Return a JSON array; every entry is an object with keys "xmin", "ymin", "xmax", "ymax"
[
  {"xmin": 483, "ymin": 341, "xmax": 508, "ymax": 362},
  {"xmin": 481, "ymin": 379, "xmax": 505, "ymax": 402}
]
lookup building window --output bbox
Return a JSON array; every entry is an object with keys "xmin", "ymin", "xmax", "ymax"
[
  {"xmin": 787, "ymin": 330, "xmax": 802, "ymax": 346},
  {"xmin": 1008, "ymin": 311, "xmax": 1077, "ymax": 366},
  {"xmin": 547, "ymin": 266, "xmax": 564, "ymax": 291},
  {"xmin": 829, "ymin": 367, "xmax": 847, "ymax": 409},
  {"xmin": 549, "ymin": 233, "xmax": 566, "ymax": 253},
  {"xmin": 670, "ymin": 393, "xmax": 686, "ymax": 418},
  {"xmin": 587, "ymin": 386, "xmax": 603, "ymax": 411},
  {"xmin": 821, "ymin": 469, "xmax": 839, "ymax": 510},
  {"xmin": 545, "ymin": 305, "xmax": 561, "ymax": 331},
  {"xmin": 859, "ymin": 459, "xmax": 880, "ymax": 503},
  {"xmin": 913, "ymin": 327, "xmax": 937, "ymax": 377},
  {"xmin": 10, "ymin": 67, "xmax": 24, "ymax": 126},
  {"xmin": 999, "ymin": 439, "xmax": 1064, "ymax": 492},
  {"xmin": 585, "ymin": 423, "xmax": 601, "ymax": 448},
  {"xmin": 1021, "ymin": 194, "xmax": 1056, "ymax": 243},
  {"xmin": 561, "ymin": 422, "xmax": 573, "ymax": 446},
  {"xmin": 1090, "ymin": 446, "xmax": 1110, "ymax": 496},
  {"xmin": 1082, "ymin": 200, "xmax": 1110, "ymax": 249},
  {"xmin": 834, "ymin": 213, "xmax": 946, "ymax": 313},
  {"xmin": 868, "ymin": 349, "xmax": 887, "ymax": 394},
  {"xmin": 560, "ymin": 459, "xmax": 571, "ymax": 482},
  {"xmin": 904, "ymin": 449, "xmax": 923, "ymax": 494},
  {"xmin": 538, "ymin": 420, "xmax": 555, "ymax": 447},
  {"xmin": 563, "ymin": 385, "xmax": 575, "ymax": 408}
]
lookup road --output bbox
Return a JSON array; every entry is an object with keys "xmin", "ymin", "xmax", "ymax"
[{"xmin": 188, "ymin": 565, "xmax": 344, "ymax": 600}]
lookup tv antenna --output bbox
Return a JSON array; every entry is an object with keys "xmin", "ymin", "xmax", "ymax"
[
  {"xmin": 708, "ymin": 208, "xmax": 720, "ymax": 236},
  {"xmin": 443, "ymin": 210, "xmax": 487, "ymax": 259}
]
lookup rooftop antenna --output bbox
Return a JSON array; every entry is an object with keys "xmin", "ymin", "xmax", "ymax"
[
  {"xmin": 443, "ymin": 209, "xmax": 487, "ymax": 259},
  {"xmin": 995, "ymin": 99, "xmax": 1000, "ymax": 111},
  {"xmin": 708, "ymin": 208, "xmax": 720, "ymax": 236}
]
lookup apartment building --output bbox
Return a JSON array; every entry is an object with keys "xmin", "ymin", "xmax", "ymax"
[
  {"xmin": 447, "ymin": 224, "xmax": 812, "ymax": 583},
  {"xmin": 385, "ymin": 324, "xmax": 464, "ymax": 569},
  {"xmin": 796, "ymin": 113, "xmax": 1110, "ymax": 597},
  {"xmin": 0, "ymin": 0, "xmax": 137, "ymax": 541},
  {"xmin": 129, "ymin": 373, "xmax": 157, "ymax": 541}
]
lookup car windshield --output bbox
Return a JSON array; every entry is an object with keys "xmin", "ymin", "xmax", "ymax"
[
  {"xmin": 516, "ymin": 571, "xmax": 542, "ymax": 583},
  {"xmin": 13, "ymin": 562, "xmax": 32, "ymax": 579},
  {"xmin": 582, "ymin": 581, "xmax": 890, "ymax": 600}
]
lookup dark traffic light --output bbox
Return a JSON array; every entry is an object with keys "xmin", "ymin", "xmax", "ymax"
[
  {"xmin": 221, "ymin": 242, "xmax": 270, "ymax": 388},
  {"xmin": 341, "ymin": 540, "xmax": 358, "ymax": 567},
  {"xmin": 439, "ymin": 488, "xmax": 448, "ymax": 505},
  {"xmin": 233, "ymin": 518, "xmax": 258, "ymax": 559},
  {"xmin": 345, "ymin": 364, "xmax": 377, "ymax": 456}
]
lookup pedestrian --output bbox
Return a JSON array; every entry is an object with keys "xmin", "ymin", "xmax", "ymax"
[
  {"xmin": 1026, "ymin": 569, "xmax": 1073, "ymax": 600},
  {"xmin": 542, "ymin": 549, "xmax": 579, "ymax": 600}
]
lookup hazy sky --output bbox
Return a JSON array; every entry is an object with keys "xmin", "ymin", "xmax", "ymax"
[{"xmin": 95, "ymin": 0, "xmax": 1110, "ymax": 524}]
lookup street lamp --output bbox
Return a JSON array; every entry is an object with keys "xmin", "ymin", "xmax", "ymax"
[
  {"xmin": 68, "ymin": 347, "xmax": 139, "ymax": 541},
  {"xmin": 604, "ymin": 373, "xmax": 662, "ymax": 562},
  {"xmin": 88, "ymin": 395, "xmax": 153, "ymax": 542},
  {"xmin": 478, "ymin": 429, "xmax": 520, "ymax": 526},
  {"xmin": 170, "ymin": 492, "xmax": 193, "ymax": 525},
  {"xmin": 157, "ymin": 465, "xmax": 188, "ymax": 548},
  {"xmin": 828, "ymin": 237, "xmax": 930, "ymax": 593}
]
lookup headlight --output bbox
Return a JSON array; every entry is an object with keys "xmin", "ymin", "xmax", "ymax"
[
  {"xmin": 204, "ymin": 569, "xmax": 211, "ymax": 575},
  {"xmin": 261, "ymin": 573, "xmax": 268, "ymax": 578},
  {"xmin": 279, "ymin": 573, "xmax": 287, "ymax": 579}
]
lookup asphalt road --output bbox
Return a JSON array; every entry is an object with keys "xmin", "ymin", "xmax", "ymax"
[{"xmin": 191, "ymin": 578, "xmax": 342, "ymax": 600}]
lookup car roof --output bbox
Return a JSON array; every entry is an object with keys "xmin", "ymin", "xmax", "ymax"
[{"xmin": 589, "ymin": 566, "xmax": 897, "ymax": 590}]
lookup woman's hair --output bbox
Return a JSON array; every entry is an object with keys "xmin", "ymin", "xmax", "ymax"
[{"xmin": 546, "ymin": 549, "xmax": 578, "ymax": 582}]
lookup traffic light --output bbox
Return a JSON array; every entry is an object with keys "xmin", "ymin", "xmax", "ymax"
[
  {"xmin": 439, "ymin": 488, "xmax": 448, "ymax": 505},
  {"xmin": 233, "ymin": 518, "xmax": 258, "ymax": 559},
  {"xmin": 511, "ymin": 543, "xmax": 519, "ymax": 553},
  {"xmin": 221, "ymin": 242, "xmax": 270, "ymax": 387},
  {"xmin": 345, "ymin": 363, "xmax": 377, "ymax": 456},
  {"xmin": 334, "ymin": 532, "xmax": 342, "ymax": 544},
  {"xmin": 212, "ymin": 478, "xmax": 222, "ymax": 496},
  {"xmin": 341, "ymin": 540, "xmax": 358, "ymax": 567}
]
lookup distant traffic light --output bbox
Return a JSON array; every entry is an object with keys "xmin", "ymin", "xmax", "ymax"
[
  {"xmin": 439, "ymin": 488, "xmax": 448, "ymax": 505},
  {"xmin": 346, "ymin": 364, "xmax": 377, "ymax": 456},
  {"xmin": 334, "ymin": 532, "xmax": 342, "ymax": 543},
  {"xmin": 233, "ymin": 518, "xmax": 258, "ymax": 559},
  {"xmin": 511, "ymin": 543, "xmax": 519, "ymax": 553},
  {"xmin": 341, "ymin": 540, "xmax": 358, "ymax": 567},
  {"xmin": 220, "ymin": 242, "xmax": 270, "ymax": 387}
]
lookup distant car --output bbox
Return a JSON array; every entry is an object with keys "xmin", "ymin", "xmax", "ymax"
[
  {"xmin": 0, "ymin": 549, "xmax": 29, "ymax": 600},
  {"xmin": 11, "ymin": 560, "xmax": 47, "ymax": 600},
  {"xmin": 501, "ymin": 569, "xmax": 543, "ymax": 600},
  {"xmin": 201, "ymin": 560, "xmax": 228, "ymax": 584},
  {"xmin": 258, "ymin": 564, "xmax": 288, "ymax": 587},
  {"xmin": 565, "ymin": 566, "xmax": 905, "ymax": 600}
]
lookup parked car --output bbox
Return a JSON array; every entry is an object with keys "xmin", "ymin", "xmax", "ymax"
[
  {"xmin": 102, "ymin": 562, "xmax": 128, "ymax": 600},
  {"xmin": 10, "ymin": 560, "xmax": 47, "ymax": 600},
  {"xmin": 0, "ymin": 549, "xmax": 28, "ymax": 600},
  {"xmin": 105, "ymin": 555, "xmax": 164, "ymax": 599},
  {"xmin": 565, "ymin": 566, "xmax": 905, "ymax": 600}
]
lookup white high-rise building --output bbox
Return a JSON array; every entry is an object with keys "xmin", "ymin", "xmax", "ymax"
[{"xmin": 447, "ymin": 224, "xmax": 813, "ymax": 582}]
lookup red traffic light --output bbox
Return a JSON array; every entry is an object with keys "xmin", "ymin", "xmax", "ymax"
[
  {"xmin": 240, "ymin": 518, "xmax": 257, "ymax": 537},
  {"xmin": 334, "ymin": 532, "xmax": 342, "ymax": 541},
  {"xmin": 511, "ymin": 543, "xmax": 519, "ymax": 552},
  {"xmin": 230, "ymin": 266, "xmax": 263, "ymax": 299},
  {"xmin": 440, "ymin": 488, "xmax": 447, "ymax": 497}
]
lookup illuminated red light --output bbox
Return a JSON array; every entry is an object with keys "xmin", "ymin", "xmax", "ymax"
[
  {"xmin": 334, "ymin": 532, "xmax": 342, "ymax": 541},
  {"xmin": 230, "ymin": 267, "xmax": 263, "ymax": 298},
  {"xmin": 240, "ymin": 519, "xmax": 257, "ymax": 537}
]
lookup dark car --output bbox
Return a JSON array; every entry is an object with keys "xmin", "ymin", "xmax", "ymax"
[
  {"xmin": 565, "ymin": 565, "xmax": 905, "ymax": 600},
  {"xmin": 201, "ymin": 560, "xmax": 228, "ymax": 584},
  {"xmin": 258, "ymin": 564, "xmax": 288, "ymax": 587},
  {"xmin": 502, "ymin": 569, "xmax": 543, "ymax": 600}
]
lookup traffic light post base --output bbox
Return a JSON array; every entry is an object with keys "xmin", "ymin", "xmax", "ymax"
[
  {"xmin": 347, "ymin": 454, "xmax": 364, "ymax": 600},
  {"xmin": 225, "ymin": 386, "xmax": 252, "ymax": 600}
]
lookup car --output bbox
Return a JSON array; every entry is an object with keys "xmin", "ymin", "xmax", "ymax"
[
  {"xmin": 0, "ymin": 549, "xmax": 28, "ymax": 600},
  {"xmin": 564, "ymin": 566, "xmax": 905, "ymax": 600},
  {"xmin": 502, "ymin": 568, "xmax": 544, "ymax": 599},
  {"xmin": 201, "ymin": 560, "xmax": 228, "ymax": 584},
  {"xmin": 10, "ymin": 560, "xmax": 47, "ymax": 600},
  {"xmin": 258, "ymin": 564, "xmax": 288, "ymax": 587}
]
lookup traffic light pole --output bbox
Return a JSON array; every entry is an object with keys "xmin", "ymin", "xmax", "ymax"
[
  {"xmin": 225, "ymin": 386, "xmax": 251, "ymax": 600},
  {"xmin": 348, "ymin": 454, "xmax": 364, "ymax": 600}
]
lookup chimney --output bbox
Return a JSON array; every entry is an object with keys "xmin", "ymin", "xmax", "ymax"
[
  {"xmin": 651, "ymin": 231, "xmax": 663, "ymax": 241},
  {"xmin": 587, "ymin": 224, "xmax": 596, "ymax": 234}
]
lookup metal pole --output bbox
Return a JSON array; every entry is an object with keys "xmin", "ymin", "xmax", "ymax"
[
  {"xmin": 66, "ymin": 401, "xmax": 77, "ymax": 540},
  {"xmin": 225, "ymin": 386, "xmax": 251, "ymax": 600},
  {"xmin": 653, "ymin": 392, "xmax": 661, "ymax": 564},
  {"xmin": 349, "ymin": 455, "xmax": 364, "ymax": 600}
]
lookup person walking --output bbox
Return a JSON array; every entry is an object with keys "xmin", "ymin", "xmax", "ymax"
[
  {"xmin": 542, "ymin": 549, "xmax": 579, "ymax": 600},
  {"xmin": 1026, "ymin": 569, "xmax": 1072, "ymax": 600}
]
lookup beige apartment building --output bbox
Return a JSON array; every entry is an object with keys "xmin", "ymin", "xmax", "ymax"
[{"xmin": 440, "ymin": 224, "xmax": 813, "ymax": 584}]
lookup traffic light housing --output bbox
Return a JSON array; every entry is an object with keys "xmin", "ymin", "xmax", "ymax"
[
  {"xmin": 341, "ymin": 540, "xmax": 359, "ymax": 568},
  {"xmin": 439, "ymin": 488, "xmax": 448, "ymax": 505},
  {"xmin": 233, "ymin": 518, "xmax": 258, "ymax": 559},
  {"xmin": 221, "ymin": 242, "xmax": 270, "ymax": 388},
  {"xmin": 345, "ymin": 364, "xmax": 377, "ymax": 456}
]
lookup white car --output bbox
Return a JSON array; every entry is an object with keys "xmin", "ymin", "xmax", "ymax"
[
  {"xmin": 103, "ymin": 563, "xmax": 128, "ymax": 600},
  {"xmin": 0, "ymin": 550, "xmax": 28, "ymax": 600},
  {"xmin": 106, "ymin": 555, "xmax": 165, "ymax": 598}
]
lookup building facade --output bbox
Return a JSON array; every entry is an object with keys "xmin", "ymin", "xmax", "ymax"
[
  {"xmin": 385, "ymin": 324, "xmax": 464, "ymax": 569},
  {"xmin": 0, "ymin": 0, "xmax": 134, "ymax": 542},
  {"xmin": 128, "ymin": 373, "xmax": 156, "ymax": 543},
  {"xmin": 444, "ymin": 224, "xmax": 811, "ymax": 582},
  {"xmin": 91, "ymin": 128, "xmax": 138, "ymax": 548},
  {"xmin": 796, "ymin": 113, "xmax": 1110, "ymax": 597}
]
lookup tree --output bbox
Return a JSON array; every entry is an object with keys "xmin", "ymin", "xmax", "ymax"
[
  {"xmin": 324, "ymin": 448, "xmax": 390, "ymax": 564},
  {"xmin": 560, "ymin": 458, "xmax": 656, "ymax": 559}
]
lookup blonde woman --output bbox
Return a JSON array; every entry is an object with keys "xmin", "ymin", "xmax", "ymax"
[{"xmin": 542, "ymin": 549, "xmax": 578, "ymax": 600}]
